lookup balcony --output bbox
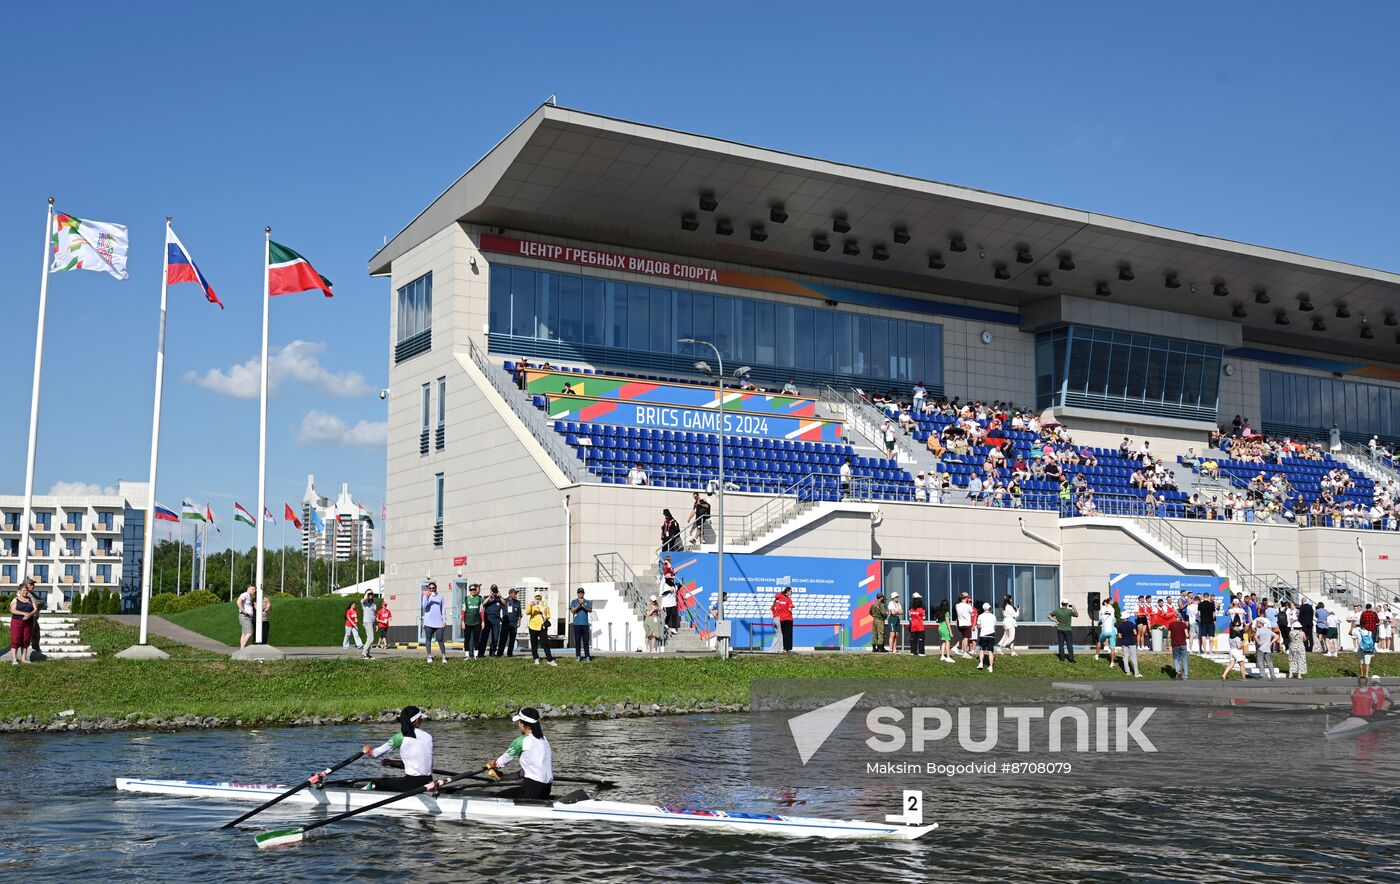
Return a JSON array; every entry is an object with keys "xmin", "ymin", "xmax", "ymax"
[
  {"xmin": 31, "ymin": 523, "xmax": 55, "ymax": 534},
  {"xmin": 60, "ymin": 575, "xmax": 75, "ymax": 585},
  {"xmin": 0, "ymin": 575, "xmax": 12, "ymax": 585},
  {"xmin": 1, "ymin": 522, "xmax": 19, "ymax": 534},
  {"xmin": 30, "ymin": 549, "xmax": 55, "ymax": 560},
  {"xmin": 92, "ymin": 522, "xmax": 120, "ymax": 534},
  {"xmin": 94, "ymin": 546, "xmax": 121, "ymax": 559},
  {"xmin": 60, "ymin": 522, "xmax": 85, "ymax": 534},
  {"xmin": 91, "ymin": 574, "xmax": 109, "ymax": 585},
  {"xmin": 60, "ymin": 547, "xmax": 84, "ymax": 559}
]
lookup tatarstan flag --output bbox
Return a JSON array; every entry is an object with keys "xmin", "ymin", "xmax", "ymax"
[{"xmin": 268, "ymin": 240, "xmax": 333, "ymax": 297}]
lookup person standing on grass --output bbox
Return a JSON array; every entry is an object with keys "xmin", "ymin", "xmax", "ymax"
[
  {"xmin": 461, "ymin": 584, "xmax": 484, "ymax": 660},
  {"xmin": 1252, "ymin": 615, "xmax": 1278, "ymax": 679},
  {"xmin": 421, "ymin": 582, "xmax": 447, "ymax": 663},
  {"xmin": 1287, "ymin": 625, "xmax": 1308, "ymax": 678},
  {"xmin": 1167, "ymin": 612, "xmax": 1191, "ymax": 680},
  {"xmin": 1355, "ymin": 623, "xmax": 1377, "ymax": 679},
  {"xmin": 498, "ymin": 589, "xmax": 522, "ymax": 657},
  {"xmin": 975, "ymin": 602, "xmax": 997, "ymax": 672},
  {"xmin": 483, "ymin": 586, "xmax": 505, "ymax": 657},
  {"xmin": 936, "ymin": 601, "xmax": 954, "ymax": 663},
  {"xmin": 237, "ymin": 585, "xmax": 258, "ymax": 650},
  {"xmin": 868, "ymin": 593, "xmax": 887, "ymax": 652},
  {"xmin": 885, "ymin": 593, "xmax": 903, "ymax": 653},
  {"xmin": 526, "ymin": 592, "xmax": 556, "ymax": 666},
  {"xmin": 8, "ymin": 580, "xmax": 37, "ymax": 665},
  {"xmin": 359, "ymin": 591, "xmax": 377, "ymax": 660},
  {"xmin": 342, "ymin": 601, "xmax": 364, "ymax": 650},
  {"xmin": 907, "ymin": 594, "xmax": 927, "ymax": 657},
  {"xmin": 570, "ymin": 588, "xmax": 594, "ymax": 663},
  {"xmin": 1099, "ymin": 604, "xmax": 1118, "ymax": 668},
  {"xmin": 644, "ymin": 597, "xmax": 665, "ymax": 654},
  {"xmin": 375, "ymin": 604, "xmax": 392, "ymax": 649},
  {"xmin": 1118, "ymin": 613, "xmax": 1141, "ymax": 678},
  {"xmin": 997, "ymin": 595, "xmax": 1020, "ymax": 656},
  {"xmin": 1297, "ymin": 598, "xmax": 1315, "ymax": 653},
  {"xmin": 1050, "ymin": 600, "xmax": 1077, "ymax": 662},
  {"xmin": 1314, "ymin": 602, "xmax": 1334, "ymax": 657},
  {"xmin": 1221, "ymin": 632, "xmax": 1248, "ymax": 681},
  {"xmin": 955, "ymin": 593, "xmax": 975, "ymax": 658},
  {"xmin": 772, "ymin": 587, "xmax": 795, "ymax": 653},
  {"xmin": 1196, "ymin": 594, "xmax": 1216, "ymax": 654}
]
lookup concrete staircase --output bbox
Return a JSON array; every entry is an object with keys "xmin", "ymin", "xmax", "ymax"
[
  {"xmin": 3, "ymin": 615, "xmax": 94, "ymax": 661},
  {"xmin": 1200, "ymin": 652, "xmax": 1283, "ymax": 679}
]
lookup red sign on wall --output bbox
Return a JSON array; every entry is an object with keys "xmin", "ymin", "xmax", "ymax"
[{"xmin": 452, "ymin": 555, "xmax": 469, "ymax": 567}]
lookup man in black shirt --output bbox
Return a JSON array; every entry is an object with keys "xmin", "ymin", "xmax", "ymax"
[
  {"xmin": 1196, "ymin": 595, "xmax": 1216, "ymax": 654},
  {"xmin": 1297, "ymin": 600, "xmax": 1315, "ymax": 653},
  {"xmin": 689, "ymin": 492, "xmax": 712, "ymax": 544}
]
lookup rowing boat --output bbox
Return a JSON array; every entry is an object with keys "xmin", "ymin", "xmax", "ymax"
[
  {"xmin": 1324, "ymin": 713, "xmax": 1400, "ymax": 740},
  {"xmin": 114, "ymin": 778, "xmax": 936, "ymax": 841}
]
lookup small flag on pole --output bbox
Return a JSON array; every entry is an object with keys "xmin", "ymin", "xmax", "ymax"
[
  {"xmin": 51, "ymin": 212, "xmax": 129, "ymax": 279},
  {"xmin": 264, "ymin": 506, "xmax": 276, "ymax": 524},
  {"xmin": 268, "ymin": 240, "xmax": 333, "ymax": 297},
  {"xmin": 166, "ymin": 226, "xmax": 223, "ymax": 308},
  {"xmin": 356, "ymin": 501, "xmax": 375, "ymax": 528},
  {"xmin": 234, "ymin": 503, "xmax": 256, "ymax": 527},
  {"xmin": 284, "ymin": 503, "xmax": 303, "ymax": 531},
  {"xmin": 310, "ymin": 508, "xmax": 326, "ymax": 534},
  {"xmin": 181, "ymin": 499, "xmax": 206, "ymax": 521},
  {"xmin": 153, "ymin": 502, "xmax": 180, "ymax": 523}
]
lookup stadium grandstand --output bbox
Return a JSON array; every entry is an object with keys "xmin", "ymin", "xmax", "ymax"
[{"xmin": 367, "ymin": 103, "xmax": 1400, "ymax": 652}]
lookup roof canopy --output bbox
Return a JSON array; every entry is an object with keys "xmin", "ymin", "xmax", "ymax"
[{"xmin": 370, "ymin": 104, "xmax": 1400, "ymax": 361}]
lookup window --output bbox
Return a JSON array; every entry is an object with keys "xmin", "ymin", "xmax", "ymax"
[
  {"xmin": 1262, "ymin": 369, "xmax": 1400, "ymax": 442},
  {"xmin": 98, "ymin": 512, "xmax": 114, "ymax": 530},
  {"xmin": 97, "ymin": 564, "xmax": 112, "ymax": 582},
  {"xmin": 3, "ymin": 512, "xmax": 17, "ymax": 531},
  {"xmin": 420, "ymin": 384, "xmax": 430, "ymax": 455},
  {"xmin": 433, "ymin": 473, "xmax": 444, "ymax": 548},
  {"xmin": 1, "ymin": 565, "xmax": 15, "ymax": 583},
  {"xmin": 33, "ymin": 564, "xmax": 48, "ymax": 583},
  {"xmin": 883, "ymin": 559, "xmax": 1059, "ymax": 621},
  {"xmin": 65, "ymin": 540, "xmax": 81, "ymax": 557},
  {"xmin": 35, "ymin": 512, "xmax": 51, "ymax": 530},
  {"xmin": 435, "ymin": 377, "xmax": 446, "ymax": 451},
  {"xmin": 1037, "ymin": 325, "xmax": 1223, "ymax": 421},
  {"xmin": 484, "ymin": 264, "xmax": 946, "ymax": 393},
  {"xmin": 64, "ymin": 564, "xmax": 80, "ymax": 581},
  {"xmin": 35, "ymin": 538, "xmax": 52, "ymax": 556},
  {"xmin": 65, "ymin": 512, "xmax": 84, "ymax": 531},
  {"xmin": 395, "ymin": 272, "xmax": 433, "ymax": 362}
]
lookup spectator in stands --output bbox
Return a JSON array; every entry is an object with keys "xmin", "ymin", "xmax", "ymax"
[
  {"xmin": 660, "ymin": 509, "xmax": 682, "ymax": 552},
  {"xmin": 513, "ymin": 357, "xmax": 532, "ymax": 389},
  {"xmin": 689, "ymin": 492, "xmax": 711, "ymax": 543},
  {"xmin": 1119, "ymin": 437, "xmax": 1131, "ymax": 459},
  {"xmin": 936, "ymin": 472, "xmax": 951, "ymax": 504},
  {"xmin": 627, "ymin": 462, "xmax": 648, "ymax": 486},
  {"xmin": 912, "ymin": 380, "xmax": 927, "ymax": 410},
  {"xmin": 1330, "ymin": 422, "xmax": 1342, "ymax": 452},
  {"xmin": 560, "ymin": 381, "xmax": 576, "ymax": 396},
  {"xmin": 913, "ymin": 472, "xmax": 927, "ymax": 503},
  {"xmin": 882, "ymin": 420, "xmax": 898, "ymax": 459},
  {"xmin": 967, "ymin": 472, "xmax": 984, "ymax": 505},
  {"xmin": 782, "ymin": 378, "xmax": 799, "ymax": 396},
  {"xmin": 840, "ymin": 457, "xmax": 854, "ymax": 499}
]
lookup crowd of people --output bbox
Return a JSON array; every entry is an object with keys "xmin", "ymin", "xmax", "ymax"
[{"xmin": 413, "ymin": 580, "xmax": 561, "ymax": 666}]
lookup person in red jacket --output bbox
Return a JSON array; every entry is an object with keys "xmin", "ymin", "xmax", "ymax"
[
  {"xmin": 908, "ymin": 594, "xmax": 927, "ymax": 656},
  {"xmin": 772, "ymin": 587, "xmax": 795, "ymax": 653},
  {"xmin": 375, "ymin": 604, "xmax": 392, "ymax": 649},
  {"xmin": 342, "ymin": 602, "xmax": 363, "ymax": 650}
]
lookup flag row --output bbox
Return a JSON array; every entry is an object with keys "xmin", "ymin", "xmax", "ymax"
[{"xmin": 151, "ymin": 500, "xmax": 375, "ymax": 529}]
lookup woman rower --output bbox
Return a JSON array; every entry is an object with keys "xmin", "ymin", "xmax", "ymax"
[
  {"xmin": 361, "ymin": 706, "xmax": 434, "ymax": 791},
  {"xmin": 485, "ymin": 707, "xmax": 554, "ymax": 800}
]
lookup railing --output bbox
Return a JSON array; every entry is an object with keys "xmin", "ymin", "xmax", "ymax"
[
  {"xmin": 467, "ymin": 337, "xmax": 587, "ymax": 483},
  {"xmin": 724, "ymin": 474, "xmax": 824, "ymax": 547},
  {"xmin": 1295, "ymin": 570, "xmax": 1396, "ymax": 607},
  {"xmin": 1339, "ymin": 440, "xmax": 1400, "ymax": 486},
  {"xmin": 821, "ymin": 385, "xmax": 920, "ymax": 464},
  {"xmin": 1125, "ymin": 508, "xmax": 1297, "ymax": 602},
  {"xmin": 593, "ymin": 552, "xmax": 649, "ymax": 618}
]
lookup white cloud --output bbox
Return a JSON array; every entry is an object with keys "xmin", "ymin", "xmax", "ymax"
[
  {"xmin": 296, "ymin": 410, "xmax": 387, "ymax": 448},
  {"xmin": 184, "ymin": 340, "xmax": 370, "ymax": 399},
  {"xmin": 49, "ymin": 481, "xmax": 117, "ymax": 496}
]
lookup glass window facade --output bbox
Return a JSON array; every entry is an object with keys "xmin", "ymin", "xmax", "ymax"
[
  {"xmin": 1261, "ymin": 370, "xmax": 1400, "ymax": 442},
  {"xmin": 881, "ymin": 559, "xmax": 1059, "ymax": 621},
  {"xmin": 488, "ymin": 264, "xmax": 944, "ymax": 393},
  {"xmin": 1036, "ymin": 325, "xmax": 1222, "ymax": 422},
  {"xmin": 395, "ymin": 272, "xmax": 433, "ymax": 362}
]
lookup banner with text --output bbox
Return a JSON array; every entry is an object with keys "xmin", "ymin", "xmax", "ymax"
[
  {"xmin": 548, "ymin": 395, "xmax": 844, "ymax": 443},
  {"xmin": 526, "ymin": 369, "xmax": 817, "ymax": 417},
  {"xmin": 666, "ymin": 552, "xmax": 881, "ymax": 649},
  {"xmin": 1108, "ymin": 573, "xmax": 1233, "ymax": 631}
]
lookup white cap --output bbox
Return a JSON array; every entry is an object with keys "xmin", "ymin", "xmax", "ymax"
[
  {"xmin": 650, "ymin": 595, "xmax": 658, "ymax": 601},
  {"xmin": 982, "ymin": 602, "xmax": 991, "ymax": 611}
]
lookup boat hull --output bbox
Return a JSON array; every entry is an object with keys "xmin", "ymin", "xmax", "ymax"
[
  {"xmin": 1325, "ymin": 715, "xmax": 1399, "ymax": 740},
  {"xmin": 114, "ymin": 778, "xmax": 936, "ymax": 841}
]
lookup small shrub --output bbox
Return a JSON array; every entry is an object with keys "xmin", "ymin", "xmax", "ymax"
[{"xmin": 148, "ymin": 592, "xmax": 178, "ymax": 615}]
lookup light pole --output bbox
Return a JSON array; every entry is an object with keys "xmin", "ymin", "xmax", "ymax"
[
  {"xmin": 1357, "ymin": 536, "xmax": 1367, "ymax": 586},
  {"xmin": 680, "ymin": 337, "xmax": 729, "ymax": 658},
  {"xmin": 1250, "ymin": 529, "xmax": 1258, "ymax": 575}
]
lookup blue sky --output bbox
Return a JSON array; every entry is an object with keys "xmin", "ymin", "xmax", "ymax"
[{"xmin": 2, "ymin": 2, "xmax": 1398, "ymax": 551}]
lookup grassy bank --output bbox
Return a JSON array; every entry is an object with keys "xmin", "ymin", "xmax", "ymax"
[
  {"xmin": 1, "ymin": 619, "xmax": 1397, "ymax": 726},
  {"xmin": 164, "ymin": 596, "xmax": 352, "ymax": 647}
]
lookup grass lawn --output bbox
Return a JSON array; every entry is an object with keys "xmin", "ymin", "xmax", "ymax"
[
  {"xmin": 164, "ymin": 596, "xmax": 352, "ymax": 647},
  {"xmin": 3, "ymin": 617, "xmax": 1398, "ymax": 725}
]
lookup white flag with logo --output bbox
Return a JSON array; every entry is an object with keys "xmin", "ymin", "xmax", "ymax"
[{"xmin": 50, "ymin": 212, "xmax": 129, "ymax": 279}]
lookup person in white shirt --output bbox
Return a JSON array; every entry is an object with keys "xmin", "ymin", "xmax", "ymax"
[
  {"xmin": 362, "ymin": 706, "xmax": 434, "ymax": 791},
  {"xmin": 1098, "ymin": 605, "xmax": 1118, "ymax": 668},
  {"xmin": 627, "ymin": 463, "xmax": 648, "ymax": 486},
  {"xmin": 954, "ymin": 594, "xmax": 975, "ymax": 657},
  {"xmin": 882, "ymin": 420, "xmax": 898, "ymax": 459},
  {"xmin": 913, "ymin": 472, "xmax": 927, "ymax": 503},
  {"xmin": 996, "ymin": 595, "xmax": 1020, "ymax": 656},
  {"xmin": 781, "ymin": 379, "xmax": 799, "ymax": 396},
  {"xmin": 975, "ymin": 603, "xmax": 998, "ymax": 672},
  {"xmin": 912, "ymin": 381, "xmax": 927, "ymax": 409},
  {"xmin": 839, "ymin": 458, "xmax": 854, "ymax": 499},
  {"xmin": 486, "ymin": 707, "xmax": 554, "ymax": 800}
]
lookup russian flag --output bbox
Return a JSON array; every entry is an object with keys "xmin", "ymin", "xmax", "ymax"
[
  {"xmin": 166, "ymin": 226, "xmax": 223, "ymax": 309},
  {"xmin": 153, "ymin": 502, "xmax": 180, "ymax": 523}
]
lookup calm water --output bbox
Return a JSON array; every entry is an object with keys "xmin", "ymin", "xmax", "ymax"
[{"xmin": 3, "ymin": 709, "xmax": 1398, "ymax": 882}]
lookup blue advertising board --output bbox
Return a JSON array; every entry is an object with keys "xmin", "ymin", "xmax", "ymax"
[
  {"xmin": 548, "ymin": 395, "xmax": 845, "ymax": 443},
  {"xmin": 1108, "ymin": 573, "xmax": 1233, "ymax": 630},
  {"xmin": 667, "ymin": 552, "xmax": 881, "ymax": 649}
]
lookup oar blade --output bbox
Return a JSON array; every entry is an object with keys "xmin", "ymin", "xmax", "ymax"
[{"xmin": 254, "ymin": 827, "xmax": 305, "ymax": 850}]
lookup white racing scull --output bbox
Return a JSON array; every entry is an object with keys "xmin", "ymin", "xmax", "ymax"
[{"xmin": 114, "ymin": 778, "xmax": 936, "ymax": 841}]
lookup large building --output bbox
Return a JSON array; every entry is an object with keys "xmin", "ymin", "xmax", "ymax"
[
  {"xmin": 0, "ymin": 481, "xmax": 148, "ymax": 610},
  {"xmin": 366, "ymin": 104, "xmax": 1400, "ymax": 647},
  {"xmin": 300, "ymin": 475, "xmax": 374, "ymax": 562}
]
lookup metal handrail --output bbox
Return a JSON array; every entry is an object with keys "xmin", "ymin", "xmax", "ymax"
[
  {"xmin": 469, "ymin": 338, "xmax": 587, "ymax": 483},
  {"xmin": 1339, "ymin": 440, "xmax": 1400, "ymax": 487},
  {"xmin": 593, "ymin": 552, "xmax": 649, "ymax": 617},
  {"xmin": 821, "ymin": 385, "xmax": 920, "ymax": 464}
]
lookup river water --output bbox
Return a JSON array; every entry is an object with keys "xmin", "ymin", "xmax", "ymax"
[{"xmin": 3, "ymin": 707, "xmax": 1398, "ymax": 882}]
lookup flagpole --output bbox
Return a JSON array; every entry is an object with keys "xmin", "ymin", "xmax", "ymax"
[
  {"xmin": 253, "ymin": 228, "xmax": 271, "ymax": 645},
  {"xmin": 229, "ymin": 504, "xmax": 235, "ymax": 602},
  {"xmin": 190, "ymin": 521, "xmax": 197, "ymax": 594},
  {"xmin": 175, "ymin": 517, "xmax": 183, "ymax": 596},
  {"xmin": 18, "ymin": 198, "xmax": 55, "ymax": 589},
  {"xmin": 134, "ymin": 218, "xmax": 172, "ymax": 645},
  {"xmin": 279, "ymin": 516, "xmax": 286, "ymax": 594}
]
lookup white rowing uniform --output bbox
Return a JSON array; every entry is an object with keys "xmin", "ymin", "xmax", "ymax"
[
  {"xmin": 369, "ymin": 730, "xmax": 434, "ymax": 776},
  {"xmin": 494, "ymin": 733, "xmax": 553, "ymax": 783}
]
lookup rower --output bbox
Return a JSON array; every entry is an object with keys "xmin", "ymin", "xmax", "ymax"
[
  {"xmin": 361, "ymin": 706, "xmax": 434, "ymax": 791},
  {"xmin": 1350, "ymin": 677, "xmax": 1377, "ymax": 720},
  {"xmin": 1372, "ymin": 676, "xmax": 1393, "ymax": 713},
  {"xmin": 485, "ymin": 707, "xmax": 554, "ymax": 800}
]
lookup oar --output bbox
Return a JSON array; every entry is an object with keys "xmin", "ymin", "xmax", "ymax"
[
  {"xmin": 253, "ymin": 769, "xmax": 485, "ymax": 849},
  {"xmin": 221, "ymin": 750, "xmax": 365, "ymax": 830},
  {"xmin": 380, "ymin": 758, "xmax": 614, "ymax": 790}
]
